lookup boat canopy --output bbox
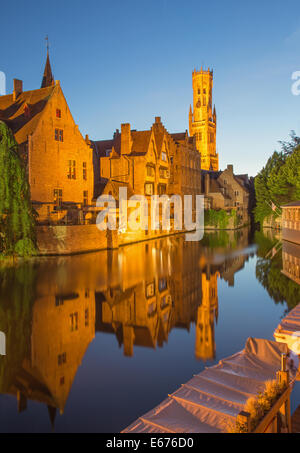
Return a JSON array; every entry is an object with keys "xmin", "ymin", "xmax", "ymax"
[
  {"xmin": 274, "ymin": 304, "xmax": 300, "ymax": 353},
  {"xmin": 122, "ymin": 338, "xmax": 289, "ymax": 433}
]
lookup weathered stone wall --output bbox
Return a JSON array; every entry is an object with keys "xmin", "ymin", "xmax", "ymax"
[
  {"xmin": 37, "ymin": 225, "xmax": 112, "ymax": 255},
  {"xmin": 37, "ymin": 218, "xmax": 249, "ymax": 255},
  {"xmin": 37, "ymin": 224, "xmax": 183, "ymax": 255}
]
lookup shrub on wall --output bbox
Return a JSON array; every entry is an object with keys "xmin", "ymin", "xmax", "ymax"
[
  {"xmin": 204, "ymin": 209, "xmax": 240, "ymax": 229},
  {"xmin": 227, "ymin": 380, "xmax": 287, "ymax": 433}
]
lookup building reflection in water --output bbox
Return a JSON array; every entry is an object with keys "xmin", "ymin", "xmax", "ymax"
[
  {"xmin": 282, "ymin": 240, "xmax": 300, "ymax": 285},
  {"xmin": 0, "ymin": 229, "xmax": 252, "ymax": 426},
  {"xmin": 255, "ymin": 228, "xmax": 300, "ymax": 312}
]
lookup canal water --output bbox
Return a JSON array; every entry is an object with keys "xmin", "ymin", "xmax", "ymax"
[{"xmin": 0, "ymin": 228, "xmax": 299, "ymax": 433}]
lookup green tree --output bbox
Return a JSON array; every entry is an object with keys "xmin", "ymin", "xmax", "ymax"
[
  {"xmin": 254, "ymin": 132, "xmax": 300, "ymax": 224},
  {"xmin": 278, "ymin": 130, "xmax": 300, "ymax": 155},
  {"xmin": 0, "ymin": 121, "xmax": 37, "ymax": 257},
  {"xmin": 268, "ymin": 147, "xmax": 300, "ymax": 203}
]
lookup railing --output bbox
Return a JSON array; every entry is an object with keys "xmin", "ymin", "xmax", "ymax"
[{"xmin": 237, "ymin": 354, "xmax": 292, "ymax": 433}]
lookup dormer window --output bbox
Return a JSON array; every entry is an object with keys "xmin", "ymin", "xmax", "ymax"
[
  {"xmin": 24, "ymin": 103, "xmax": 30, "ymax": 118},
  {"xmin": 161, "ymin": 151, "xmax": 167, "ymax": 162}
]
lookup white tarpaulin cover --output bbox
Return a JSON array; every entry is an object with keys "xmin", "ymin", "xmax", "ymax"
[
  {"xmin": 122, "ymin": 338, "xmax": 289, "ymax": 433},
  {"xmin": 274, "ymin": 304, "xmax": 300, "ymax": 352}
]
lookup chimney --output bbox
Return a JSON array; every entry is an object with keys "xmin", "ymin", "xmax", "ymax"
[
  {"xmin": 13, "ymin": 79, "xmax": 23, "ymax": 101},
  {"xmin": 205, "ymin": 173, "xmax": 210, "ymax": 194},
  {"xmin": 121, "ymin": 123, "xmax": 132, "ymax": 155},
  {"xmin": 227, "ymin": 164, "xmax": 233, "ymax": 173},
  {"xmin": 155, "ymin": 116, "xmax": 161, "ymax": 124},
  {"xmin": 113, "ymin": 129, "xmax": 120, "ymax": 139}
]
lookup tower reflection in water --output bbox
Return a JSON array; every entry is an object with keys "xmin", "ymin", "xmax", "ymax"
[{"xmin": 0, "ymin": 229, "xmax": 251, "ymax": 425}]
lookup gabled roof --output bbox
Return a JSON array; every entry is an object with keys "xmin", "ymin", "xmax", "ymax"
[
  {"xmin": 235, "ymin": 174, "xmax": 250, "ymax": 189},
  {"xmin": 92, "ymin": 139, "xmax": 115, "ymax": 157},
  {"xmin": 152, "ymin": 122, "xmax": 166, "ymax": 154},
  {"xmin": 0, "ymin": 85, "xmax": 55, "ymax": 145},
  {"xmin": 171, "ymin": 132, "xmax": 196, "ymax": 149},
  {"xmin": 130, "ymin": 130, "xmax": 152, "ymax": 156},
  {"xmin": 201, "ymin": 169, "xmax": 221, "ymax": 179},
  {"xmin": 93, "ymin": 129, "xmax": 153, "ymax": 157},
  {"xmin": 109, "ymin": 180, "xmax": 135, "ymax": 198},
  {"xmin": 171, "ymin": 132, "xmax": 187, "ymax": 143},
  {"xmin": 217, "ymin": 168, "xmax": 249, "ymax": 192},
  {"xmin": 232, "ymin": 175, "xmax": 249, "ymax": 191},
  {"xmin": 133, "ymin": 325, "xmax": 156, "ymax": 348},
  {"xmin": 93, "ymin": 178, "xmax": 135, "ymax": 199}
]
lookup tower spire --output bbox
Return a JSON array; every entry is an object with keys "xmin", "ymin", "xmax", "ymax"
[
  {"xmin": 213, "ymin": 104, "xmax": 217, "ymax": 123},
  {"xmin": 47, "ymin": 405, "xmax": 57, "ymax": 431},
  {"xmin": 41, "ymin": 36, "xmax": 54, "ymax": 88}
]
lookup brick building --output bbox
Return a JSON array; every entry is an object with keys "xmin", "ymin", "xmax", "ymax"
[
  {"xmin": 202, "ymin": 165, "xmax": 251, "ymax": 225},
  {"xmin": 92, "ymin": 117, "xmax": 204, "ymax": 235},
  {"xmin": 281, "ymin": 201, "xmax": 300, "ymax": 245},
  {"xmin": 0, "ymin": 51, "xmax": 94, "ymax": 224},
  {"xmin": 92, "ymin": 117, "xmax": 173, "ymax": 200},
  {"xmin": 93, "ymin": 118, "xmax": 202, "ymax": 202},
  {"xmin": 169, "ymin": 130, "xmax": 201, "ymax": 203}
]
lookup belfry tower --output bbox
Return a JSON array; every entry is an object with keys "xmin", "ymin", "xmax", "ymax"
[
  {"xmin": 189, "ymin": 68, "xmax": 218, "ymax": 171},
  {"xmin": 195, "ymin": 267, "xmax": 219, "ymax": 361}
]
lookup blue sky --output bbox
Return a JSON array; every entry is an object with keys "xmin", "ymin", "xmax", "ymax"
[{"xmin": 1, "ymin": 0, "xmax": 300, "ymax": 175}]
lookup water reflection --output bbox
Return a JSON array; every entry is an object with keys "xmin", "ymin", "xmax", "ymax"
[
  {"xmin": 255, "ymin": 229, "xmax": 300, "ymax": 310},
  {"xmin": 282, "ymin": 240, "xmax": 300, "ymax": 286},
  {"xmin": 0, "ymin": 227, "xmax": 266, "ymax": 429}
]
